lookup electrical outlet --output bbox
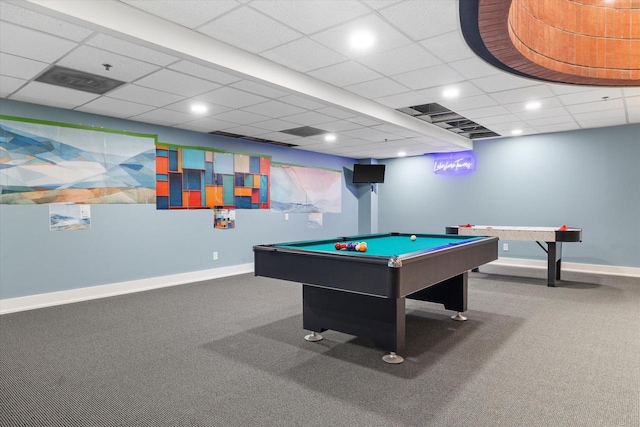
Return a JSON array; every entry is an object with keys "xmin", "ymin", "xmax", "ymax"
[
  {"xmin": 213, "ymin": 251, "xmax": 218, "ymax": 261},
  {"xmin": 503, "ymin": 243, "xmax": 509, "ymax": 251}
]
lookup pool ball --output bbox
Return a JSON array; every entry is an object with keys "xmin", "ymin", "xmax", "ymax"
[
  {"xmin": 410, "ymin": 235, "xmax": 417, "ymax": 241},
  {"xmin": 359, "ymin": 245, "xmax": 366, "ymax": 252},
  {"xmin": 335, "ymin": 242, "xmax": 341, "ymax": 250}
]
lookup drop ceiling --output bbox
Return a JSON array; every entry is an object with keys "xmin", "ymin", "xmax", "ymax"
[{"xmin": 0, "ymin": 0, "xmax": 638, "ymax": 160}]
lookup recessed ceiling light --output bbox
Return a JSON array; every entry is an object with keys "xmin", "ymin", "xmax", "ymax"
[
  {"xmin": 442, "ymin": 87, "xmax": 460, "ymax": 98},
  {"xmin": 191, "ymin": 103, "xmax": 208, "ymax": 114},
  {"xmin": 349, "ymin": 30, "xmax": 375, "ymax": 50},
  {"xmin": 511, "ymin": 129, "xmax": 523, "ymax": 135},
  {"xmin": 525, "ymin": 101, "xmax": 541, "ymax": 110},
  {"xmin": 398, "ymin": 151, "xmax": 407, "ymax": 157},
  {"xmin": 324, "ymin": 134, "xmax": 336, "ymax": 142}
]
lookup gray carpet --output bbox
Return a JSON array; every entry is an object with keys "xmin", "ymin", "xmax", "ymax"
[{"xmin": 1, "ymin": 267, "xmax": 638, "ymax": 427}]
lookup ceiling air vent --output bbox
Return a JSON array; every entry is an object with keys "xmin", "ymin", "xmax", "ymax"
[
  {"xmin": 208, "ymin": 131, "xmax": 297, "ymax": 147},
  {"xmin": 279, "ymin": 126, "xmax": 328, "ymax": 137},
  {"xmin": 397, "ymin": 103, "xmax": 499, "ymax": 140},
  {"xmin": 35, "ymin": 66, "xmax": 125, "ymax": 95}
]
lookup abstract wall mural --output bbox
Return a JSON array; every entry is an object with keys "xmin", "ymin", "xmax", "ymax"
[
  {"xmin": 156, "ymin": 144, "xmax": 270, "ymax": 210},
  {"xmin": 270, "ymin": 163, "xmax": 341, "ymax": 213},
  {"xmin": 0, "ymin": 116, "xmax": 156, "ymax": 204}
]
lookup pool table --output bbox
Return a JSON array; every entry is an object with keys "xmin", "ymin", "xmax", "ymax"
[{"xmin": 253, "ymin": 232, "xmax": 498, "ymax": 363}]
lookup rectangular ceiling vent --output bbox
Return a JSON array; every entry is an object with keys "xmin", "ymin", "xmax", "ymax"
[
  {"xmin": 35, "ymin": 66, "xmax": 126, "ymax": 95},
  {"xmin": 208, "ymin": 131, "xmax": 297, "ymax": 147},
  {"xmin": 398, "ymin": 103, "xmax": 499, "ymax": 140},
  {"xmin": 279, "ymin": 126, "xmax": 328, "ymax": 137}
]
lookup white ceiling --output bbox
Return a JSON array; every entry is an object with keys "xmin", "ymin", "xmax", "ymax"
[{"xmin": 0, "ymin": 0, "xmax": 638, "ymax": 159}]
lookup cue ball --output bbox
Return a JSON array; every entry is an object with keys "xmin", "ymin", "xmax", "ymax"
[{"xmin": 410, "ymin": 235, "xmax": 417, "ymax": 241}]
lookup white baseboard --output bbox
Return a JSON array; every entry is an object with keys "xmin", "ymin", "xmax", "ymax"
[
  {"xmin": 2, "ymin": 259, "xmax": 638, "ymax": 315},
  {"xmin": 490, "ymin": 257, "xmax": 640, "ymax": 278},
  {"xmin": 0, "ymin": 263, "xmax": 254, "ymax": 315}
]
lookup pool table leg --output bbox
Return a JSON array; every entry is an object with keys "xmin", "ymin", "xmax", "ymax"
[
  {"xmin": 407, "ymin": 272, "xmax": 468, "ymax": 320},
  {"xmin": 302, "ymin": 285, "xmax": 406, "ymax": 361}
]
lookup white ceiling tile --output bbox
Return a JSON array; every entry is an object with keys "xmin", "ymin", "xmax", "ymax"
[
  {"xmin": 198, "ymin": 7, "xmax": 302, "ymax": 53},
  {"xmin": 345, "ymin": 77, "xmax": 410, "ymax": 98},
  {"xmin": 86, "ymin": 34, "xmax": 179, "ymax": 66},
  {"xmin": 457, "ymin": 105, "xmax": 511, "ymax": 119},
  {"xmin": 341, "ymin": 127, "xmax": 399, "ymax": 142},
  {"xmin": 130, "ymin": 108, "xmax": 194, "ymax": 126},
  {"xmin": 308, "ymin": 61, "xmax": 382, "ymax": 87},
  {"xmin": 358, "ymin": 43, "xmax": 441, "ymax": 76},
  {"xmin": 420, "ymin": 31, "xmax": 475, "ymax": 62},
  {"xmin": 471, "ymin": 74, "xmax": 539, "ymax": 93},
  {"xmin": 251, "ymin": 118, "xmax": 299, "ymax": 132},
  {"xmin": 548, "ymin": 84, "xmax": 594, "ymax": 96},
  {"xmin": 311, "ymin": 14, "xmax": 412, "ymax": 59},
  {"xmin": 242, "ymin": 100, "xmax": 305, "ymax": 118},
  {"xmin": 347, "ymin": 116, "xmax": 383, "ymax": 126},
  {"xmin": 576, "ymin": 113, "xmax": 628, "ymax": 128},
  {"xmin": 195, "ymin": 86, "xmax": 268, "ymax": 109},
  {"xmin": 440, "ymin": 95, "xmax": 498, "ymax": 111},
  {"xmin": 502, "ymin": 97, "xmax": 563, "ymax": 113},
  {"xmin": 489, "ymin": 85, "xmax": 556, "ymax": 104},
  {"xmin": 374, "ymin": 91, "xmax": 429, "ymax": 108},
  {"xmin": 525, "ymin": 115, "xmax": 578, "ymax": 127},
  {"xmin": 0, "ymin": 53, "xmax": 48, "ymax": 80},
  {"xmin": 392, "ymin": 64, "xmax": 465, "ymax": 90},
  {"xmin": 534, "ymin": 123, "xmax": 581, "ymax": 133},
  {"xmin": 0, "ymin": 2, "xmax": 94, "ymax": 42},
  {"xmin": 623, "ymin": 87, "xmax": 640, "ymax": 97},
  {"xmin": 558, "ymin": 88, "xmax": 624, "ymax": 106},
  {"xmin": 250, "ymin": 0, "xmax": 370, "ymax": 34},
  {"xmin": 378, "ymin": 0, "xmax": 458, "ymax": 41},
  {"xmin": 0, "ymin": 21, "xmax": 77, "ymax": 63},
  {"xmin": 566, "ymin": 99, "xmax": 625, "ymax": 115},
  {"xmin": 10, "ymin": 81, "xmax": 98, "ymax": 109},
  {"xmin": 474, "ymin": 113, "xmax": 524, "ymax": 126},
  {"xmin": 626, "ymin": 106, "xmax": 640, "ymax": 123},
  {"xmin": 371, "ymin": 124, "xmax": 422, "ymax": 138},
  {"xmin": 75, "ymin": 97, "xmax": 155, "ymax": 118},
  {"xmin": 516, "ymin": 106, "xmax": 571, "ymax": 120},
  {"xmin": 624, "ymin": 96, "xmax": 640, "ymax": 108},
  {"xmin": 281, "ymin": 111, "xmax": 336, "ymax": 126},
  {"xmin": 174, "ymin": 117, "xmax": 237, "ymax": 132},
  {"xmin": 415, "ymin": 81, "xmax": 486, "ymax": 103},
  {"xmin": 261, "ymin": 38, "xmax": 347, "ymax": 72},
  {"xmin": 230, "ymin": 80, "xmax": 290, "ymax": 98},
  {"xmin": 361, "ymin": 1, "xmax": 403, "ymax": 10},
  {"xmin": 163, "ymin": 99, "xmax": 232, "ymax": 116},
  {"xmin": 573, "ymin": 109, "xmax": 628, "ymax": 122},
  {"xmin": 211, "ymin": 109, "xmax": 271, "ymax": 125},
  {"xmin": 120, "ymin": 0, "xmax": 241, "ymax": 29},
  {"xmin": 320, "ymin": 120, "xmax": 364, "ymax": 132},
  {"xmin": 448, "ymin": 57, "xmax": 501, "ymax": 80},
  {"xmin": 168, "ymin": 60, "xmax": 242, "ymax": 85},
  {"xmin": 278, "ymin": 95, "xmax": 327, "ymax": 110},
  {"xmin": 57, "ymin": 45, "xmax": 161, "ymax": 82},
  {"xmin": 314, "ymin": 107, "xmax": 357, "ymax": 119},
  {"xmin": 135, "ymin": 69, "xmax": 220, "ymax": 97},
  {"xmin": 106, "ymin": 84, "xmax": 184, "ymax": 107},
  {"xmin": 0, "ymin": 75, "xmax": 26, "ymax": 97}
]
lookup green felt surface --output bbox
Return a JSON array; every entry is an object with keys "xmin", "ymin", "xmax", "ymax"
[{"xmin": 275, "ymin": 234, "xmax": 482, "ymax": 258}]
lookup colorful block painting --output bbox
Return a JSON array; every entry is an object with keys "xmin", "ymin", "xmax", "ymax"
[
  {"xmin": 0, "ymin": 116, "xmax": 156, "ymax": 204},
  {"xmin": 156, "ymin": 144, "xmax": 270, "ymax": 210}
]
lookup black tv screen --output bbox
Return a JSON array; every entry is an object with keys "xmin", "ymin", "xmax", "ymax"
[{"xmin": 352, "ymin": 164, "xmax": 385, "ymax": 183}]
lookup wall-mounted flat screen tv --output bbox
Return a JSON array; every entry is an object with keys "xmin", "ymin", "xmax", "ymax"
[{"xmin": 352, "ymin": 164, "xmax": 385, "ymax": 183}]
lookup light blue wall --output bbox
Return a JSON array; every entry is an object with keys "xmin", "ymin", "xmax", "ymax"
[
  {"xmin": 379, "ymin": 124, "xmax": 640, "ymax": 268},
  {"xmin": 0, "ymin": 100, "xmax": 359, "ymax": 299}
]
